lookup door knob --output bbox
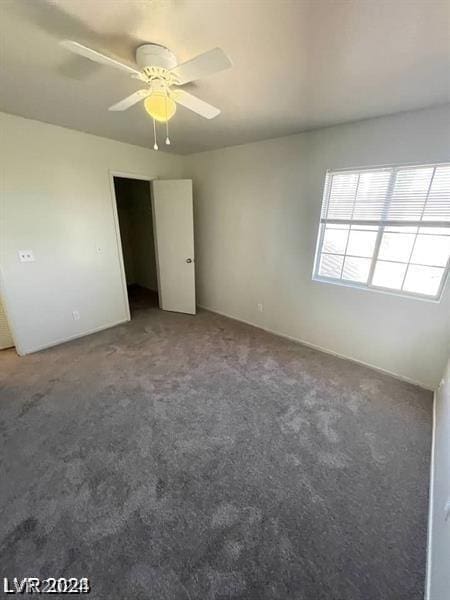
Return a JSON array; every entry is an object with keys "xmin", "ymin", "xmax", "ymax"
[{"xmin": 186, "ymin": 258, "xmax": 193, "ymax": 263}]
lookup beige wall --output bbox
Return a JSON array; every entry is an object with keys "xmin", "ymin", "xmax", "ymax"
[
  {"xmin": 0, "ymin": 112, "xmax": 183, "ymax": 354},
  {"xmin": 427, "ymin": 359, "xmax": 450, "ymax": 600},
  {"xmin": 185, "ymin": 104, "xmax": 450, "ymax": 389}
]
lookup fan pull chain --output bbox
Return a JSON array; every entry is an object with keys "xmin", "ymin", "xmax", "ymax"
[
  {"xmin": 165, "ymin": 92, "xmax": 171, "ymax": 145},
  {"xmin": 165, "ymin": 121, "xmax": 170, "ymax": 146},
  {"xmin": 153, "ymin": 118, "xmax": 158, "ymax": 151}
]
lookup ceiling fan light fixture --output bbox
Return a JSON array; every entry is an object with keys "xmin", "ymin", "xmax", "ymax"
[{"xmin": 144, "ymin": 91, "xmax": 176, "ymax": 123}]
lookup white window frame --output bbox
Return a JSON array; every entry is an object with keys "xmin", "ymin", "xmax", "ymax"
[{"xmin": 312, "ymin": 162, "xmax": 450, "ymax": 302}]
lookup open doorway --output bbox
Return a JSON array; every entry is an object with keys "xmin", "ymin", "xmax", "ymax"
[
  {"xmin": 113, "ymin": 176, "xmax": 158, "ymax": 317},
  {"xmin": 0, "ymin": 294, "xmax": 15, "ymax": 351}
]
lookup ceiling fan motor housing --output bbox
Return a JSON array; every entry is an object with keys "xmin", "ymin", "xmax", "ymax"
[{"xmin": 136, "ymin": 44, "xmax": 177, "ymax": 70}]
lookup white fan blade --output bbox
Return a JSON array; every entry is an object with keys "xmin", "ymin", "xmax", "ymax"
[
  {"xmin": 108, "ymin": 89, "xmax": 151, "ymax": 111},
  {"xmin": 170, "ymin": 48, "xmax": 231, "ymax": 85},
  {"xmin": 172, "ymin": 89, "xmax": 220, "ymax": 119},
  {"xmin": 60, "ymin": 40, "xmax": 142, "ymax": 77}
]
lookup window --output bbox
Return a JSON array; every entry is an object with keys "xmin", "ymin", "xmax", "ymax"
[{"xmin": 313, "ymin": 163, "xmax": 450, "ymax": 300}]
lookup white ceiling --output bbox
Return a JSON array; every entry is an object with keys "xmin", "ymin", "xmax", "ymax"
[{"xmin": 1, "ymin": 0, "xmax": 449, "ymax": 154}]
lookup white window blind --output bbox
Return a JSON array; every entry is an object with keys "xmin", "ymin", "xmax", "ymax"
[{"xmin": 313, "ymin": 163, "xmax": 450, "ymax": 299}]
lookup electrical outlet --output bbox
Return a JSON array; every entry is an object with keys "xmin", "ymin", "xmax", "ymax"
[
  {"xmin": 18, "ymin": 250, "xmax": 35, "ymax": 262},
  {"xmin": 72, "ymin": 310, "xmax": 80, "ymax": 321},
  {"xmin": 257, "ymin": 303, "xmax": 263, "ymax": 313}
]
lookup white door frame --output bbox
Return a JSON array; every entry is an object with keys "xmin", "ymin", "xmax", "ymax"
[{"xmin": 108, "ymin": 170, "xmax": 155, "ymax": 321}]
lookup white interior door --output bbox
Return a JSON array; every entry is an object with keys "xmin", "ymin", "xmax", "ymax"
[{"xmin": 151, "ymin": 179, "xmax": 196, "ymax": 314}]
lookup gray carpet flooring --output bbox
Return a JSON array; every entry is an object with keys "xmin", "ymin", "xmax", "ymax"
[{"xmin": 0, "ymin": 287, "xmax": 432, "ymax": 599}]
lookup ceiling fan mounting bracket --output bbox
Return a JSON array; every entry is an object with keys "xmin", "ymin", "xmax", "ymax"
[{"xmin": 135, "ymin": 44, "xmax": 177, "ymax": 71}]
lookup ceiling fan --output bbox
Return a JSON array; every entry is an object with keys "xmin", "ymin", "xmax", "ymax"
[{"xmin": 60, "ymin": 41, "xmax": 232, "ymax": 149}]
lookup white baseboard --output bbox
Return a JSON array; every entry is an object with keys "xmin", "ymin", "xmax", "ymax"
[
  {"xmin": 425, "ymin": 390, "xmax": 437, "ymax": 600},
  {"xmin": 18, "ymin": 318, "xmax": 129, "ymax": 356},
  {"xmin": 197, "ymin": 303, "xmax": 433, "ymax": 391}
]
